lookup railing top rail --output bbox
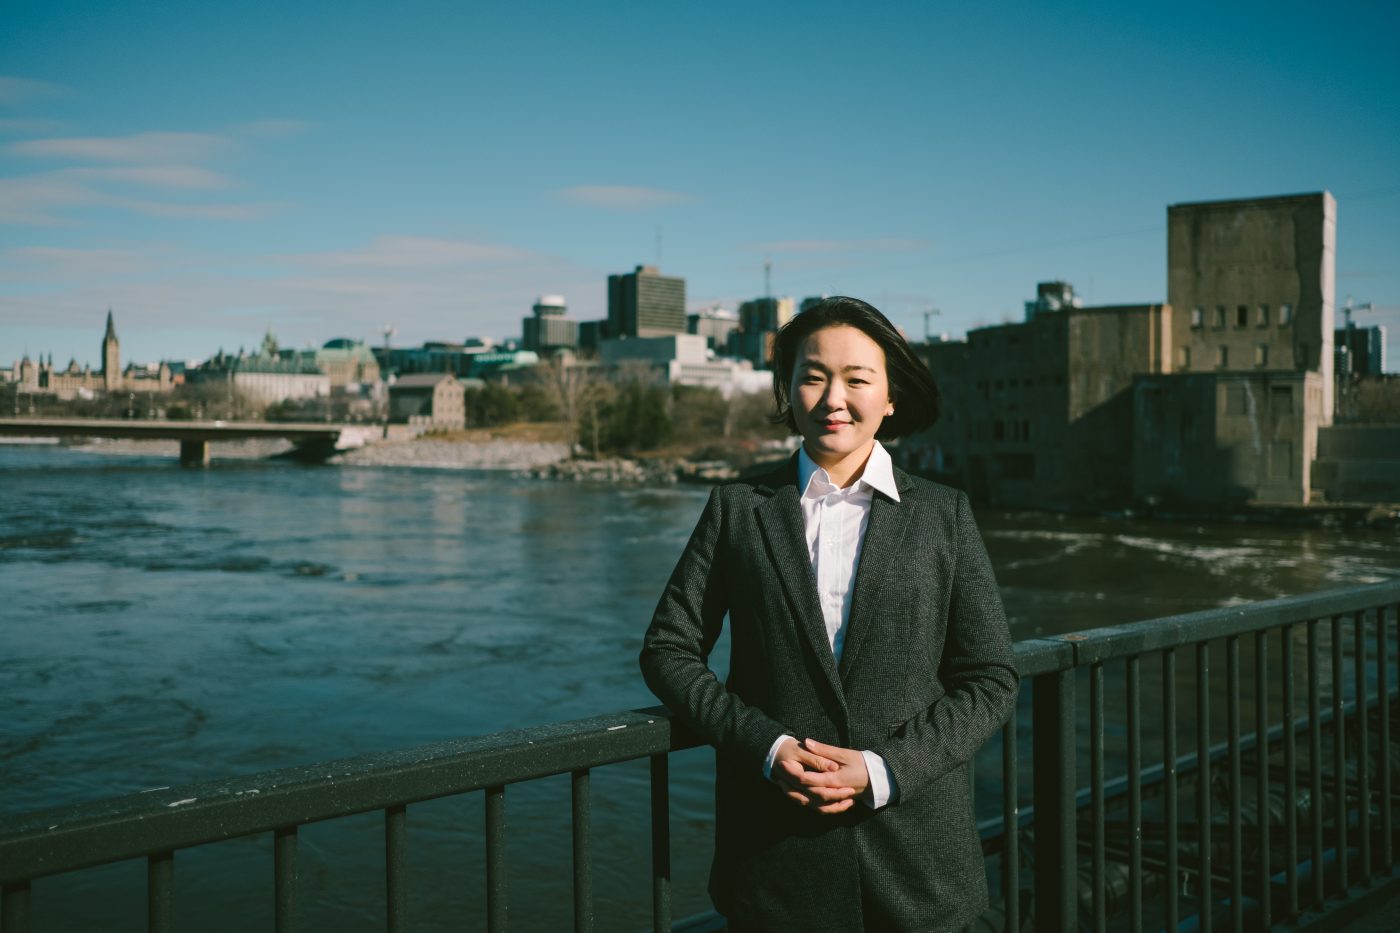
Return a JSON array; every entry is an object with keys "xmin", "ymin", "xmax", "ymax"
[
  {"xmin": 1053, "ymin": 580, "xmax": 1400, "ymax": 666},
  {"xmin": 0, "ymin": 707, "xmax": 699, "ymax": 886}
]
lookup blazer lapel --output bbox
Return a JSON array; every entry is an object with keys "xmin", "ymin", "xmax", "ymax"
[
  {"xmin": 838, "ymin": 469, "xmax": 916, "ymax": 682},
  {"xmin": 753, "ymin": 464, "xmax": 845, "ymax": 703}
]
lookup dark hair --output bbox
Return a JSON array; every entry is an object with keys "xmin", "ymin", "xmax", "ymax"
[{"xmin": 770, "ymin": 296, "xmax": 941, "ymax": 439}]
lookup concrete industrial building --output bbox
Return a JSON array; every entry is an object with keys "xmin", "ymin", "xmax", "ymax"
[
  {"xmin": 607, "ymin": 265, "xmax": 686, "ymax": 338},
  {"xmin": 917, "ymin": 192, "xmax": 1344, "ymax": 509},
  {"xmin": 1134, "ymin": 192, "xmax": 1337, "ymax": 505},
  {"xmin": 922, "ymin": 298, "xmax": 1169, "ymax": 508}
]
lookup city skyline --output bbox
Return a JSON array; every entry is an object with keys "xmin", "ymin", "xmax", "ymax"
[{"xmin": 2, "ymin": 0, "xmax": 1398, "ymax": 369}]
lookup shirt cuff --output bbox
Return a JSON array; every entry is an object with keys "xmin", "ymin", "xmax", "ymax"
[
  {"xmin": 763, "ymin": 734, "xmax": 796, "ymax": 781},
  {"xmin": 861, "ymin": 750, "xmax": 899, "ymax": 809}
]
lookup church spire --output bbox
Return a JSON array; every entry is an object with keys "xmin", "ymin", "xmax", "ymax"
[{"xmin": 104, "ymin": 308, "xmax": 118, "ymax": 342}]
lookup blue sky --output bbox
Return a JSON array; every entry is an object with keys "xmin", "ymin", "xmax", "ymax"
[{"xmin": 2, "ymin": 0, "xmax": 1398, "ymax": 369}]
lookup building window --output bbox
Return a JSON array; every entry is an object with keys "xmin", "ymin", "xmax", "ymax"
[
  {"xmin": 1236, "ymin": 305, "xmax": 1249, "ymax": 327},
  {"xmin": 1299, "ymin": 343, "xmax": 1309, "ymax": 368},
  {"xmin": 1216, "ymin": 346, "xmax": 1229, "ymax": 368},
  {"xmin": 1255, "ymin": 345, "xmax": 1269, "ymax": 367},
  {"xmin": 1226, "ymin": 386, "xmax": 1248, "ymax": 415},
  {"xmin": 1271, "ymin": 385, "xmax": 1293, "ymax": 414},
  {"xmin": 1178, "ymin": 346, "xmax": 1192, "ymax": 369},
  {"xmin": 1258, "ymin": 304, "xmax": 1270, "ymax": 326},
  {"xmin": 1191, "ymin": 307, "xmax": 1204, "ymax": 328},
  {"xmin": 993, "ymin": 420, "xmax": 1005, "ymax": 441},
  {"xmin": 1280, "ymin": 303, "xmax": 1293, "ymax": 325},
  {"xmin": 1022, "ymin": 419, "xmax": 1031, "ymax": 441},
  {"xmin": 1214, "ymin": 306, "xmax": 1226, "ymax": 328}
]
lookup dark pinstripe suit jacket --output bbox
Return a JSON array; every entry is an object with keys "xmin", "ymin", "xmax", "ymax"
[{"xmin": 640, "ymin": 455, "xmax": 1018, "ymax": 932}]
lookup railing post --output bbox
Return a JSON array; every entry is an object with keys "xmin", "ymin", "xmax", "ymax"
[
  {"xmin": 385, "ymin": 805, "xmax": 407, "ymax": 933},
  {"xmin": 650, "ymin": 753, "xmax": 672, "ymax": 933},
  {"xmin": 148, "ymin": 850, "xmax": 173, "ymax": 933},
  {"xmin": 486, "ymin": 786, "xmax": 507, "ymax": 933},
  {"xmin": 1032, "ymin": 666, "xmax": 1076, "ymax": 933},
  {"xmin": 2, "ymin": 881, "xmax": 31, "ymax": 933},
  {"xmin": 571, "ymin": 769, "xmax": 592, "ymax": 933},
  {"xmin": 274, "ymin": 826, "xmax": 297, "ymax": 933}
]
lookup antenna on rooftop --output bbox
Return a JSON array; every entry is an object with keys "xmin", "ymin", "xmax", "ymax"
[
  {"xmin": 764, "ymin": 258, "xmax": 772, "ymax": 300},
  {"xmin": 923, "ymin": 306, "xmax": 942, "ymax": 342},
  {"xmin": 382, "ymin": 325, "xmax": 396, "ymax": 350}
]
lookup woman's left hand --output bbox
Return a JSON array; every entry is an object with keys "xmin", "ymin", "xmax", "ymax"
[{"xmin": 776, "ymin": 738, "xmax": 871, "ymax": 815}]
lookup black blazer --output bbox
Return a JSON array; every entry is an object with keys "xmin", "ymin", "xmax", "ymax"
[{"xmin": 640, "ymin": 455, "xmax": 1018, "ymax": 932}]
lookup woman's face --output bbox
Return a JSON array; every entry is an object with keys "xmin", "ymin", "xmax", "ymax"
[{"xmin": 790, "ymin": 324, "xmax": 893, "ymax": 471}]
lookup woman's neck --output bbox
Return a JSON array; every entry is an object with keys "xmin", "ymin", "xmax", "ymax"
[{"xmin": 805, "ymin": 439, "xmax": 876, "ymax": 490}]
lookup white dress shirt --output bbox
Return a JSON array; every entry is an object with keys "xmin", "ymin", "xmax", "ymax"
[{"xmin": 762, "ymin": 440, "xmax": 901, "ymax": 809}]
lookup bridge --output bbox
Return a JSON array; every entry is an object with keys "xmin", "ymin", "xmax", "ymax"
[
  {"xmin": 3, "ymin": 581, "xmax": 1399, "ymax": 931},
  {"xmin": 0, "ymin": 417, "xmax": 372, "ymax": 465}
]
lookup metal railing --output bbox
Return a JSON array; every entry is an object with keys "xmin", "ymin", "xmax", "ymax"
[{"xmin": 3, "ymin": 581, "xmax": 1399, "ymax": 932}]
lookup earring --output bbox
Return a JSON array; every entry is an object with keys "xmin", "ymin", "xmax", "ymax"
[{"xmin": 886, "ymin": 406, "xmax": 894, "ymax": 416}]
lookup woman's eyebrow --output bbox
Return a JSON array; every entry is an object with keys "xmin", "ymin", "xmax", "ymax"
[{"xmin": 797, "ymin": 360, "xmax": 877, "ymax": 374}]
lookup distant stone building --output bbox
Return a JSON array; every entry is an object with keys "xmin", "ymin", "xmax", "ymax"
[
  {"xmin": 303, "ymin": 339, "xmax": 381, "ymax": 387},
  {"xmin": 192, "ymin": 348, "xmax": 330, "ymax": 407},
  {"xmin": 522, "ymin": 295, "xmax": 579, "ymax": 355},
  {"xmin": 12, "ymin": 310, "xmax": 172, "ymax": 399},
  {"xmin": 607, "ymin": 265, "xmax": 686, "ymax": 338},
  {"xmin": 388, "ymin": 373, "xmax": 466, "ymax": 428}
]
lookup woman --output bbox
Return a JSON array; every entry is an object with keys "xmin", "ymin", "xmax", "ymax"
[{"xmin": 640, "ymin": 297, "xmax": 1018, "ymax": 932}]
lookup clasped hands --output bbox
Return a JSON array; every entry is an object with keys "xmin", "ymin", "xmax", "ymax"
[{"xmin": 772, "ymin": 736, "xmax": 869, "ymax": 814}]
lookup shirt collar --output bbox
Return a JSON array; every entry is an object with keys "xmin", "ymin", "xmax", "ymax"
[{"xmin": 797, "ymin": 440, "xmax": 901, "ymax": 502}]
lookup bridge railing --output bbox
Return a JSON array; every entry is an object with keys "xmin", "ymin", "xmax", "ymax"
[{"xmin": 3, "ymin": 580, "xmax": 1399, "ymax": 932}]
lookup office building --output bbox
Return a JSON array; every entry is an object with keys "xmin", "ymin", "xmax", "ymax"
[{"xmin": 607, "ymin": 265, "xmax": 686, "ymax": 338}]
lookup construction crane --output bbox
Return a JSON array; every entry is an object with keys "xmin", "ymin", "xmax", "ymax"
[{"xmin": 1341, "ymin": 296, "xmax": 1374, "ymax": 329}]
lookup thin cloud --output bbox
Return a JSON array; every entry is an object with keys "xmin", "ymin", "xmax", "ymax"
[
  {"xmin": 557, "ymin": 185, "xmax": 692, "ymax": 211},
  {"xmin": 0, "ymin": 171, "xmax": 272, "ymax": 225},
  {"xmin": 234, "ymin": 118, "xmax": 310, "ymax": 137},
  {"xmin": 294, "ymin": 235, "xmax": 536, "ymax": 269},
  {"xmin": 747, "ymin": 238, "xmax": 928, "ymax": 254},
  {"xmin": 66, "ymin": 165, "xmax": 235, "ymax": 190},
  {"xmin": 0, "ymin": 76, "xmax": 65, "ymax": 106},
  {"xmin": 4, "ymin": 246, "xmax": 156, "ymax": 279},
  {"xmin": 0, "ymin": 117, "xmax": 65, "ymax": 134},
  {"xmin": 9, "ymin": 131, "xmax": 227, "ymax": 164}
]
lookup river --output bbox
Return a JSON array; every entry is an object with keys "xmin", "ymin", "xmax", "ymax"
[{"xmin": 2, "ymin": 444, "xmax": 1396, "ymax": 931}]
